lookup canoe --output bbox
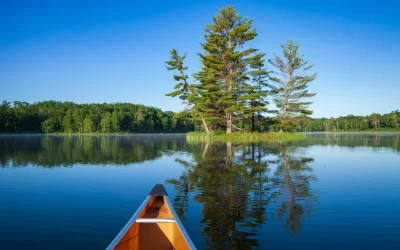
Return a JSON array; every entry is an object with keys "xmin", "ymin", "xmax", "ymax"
[{"xmin": 106, "ymin": 184, "xmax": 196, "ymax": 250}]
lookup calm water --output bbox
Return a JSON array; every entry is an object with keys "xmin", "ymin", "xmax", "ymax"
[{"xmin": 0, "ymin": 133, "xmax": 399, "ymax": 250}]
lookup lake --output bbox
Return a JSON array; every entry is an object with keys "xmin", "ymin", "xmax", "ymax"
[{"xmin": 0, "ymin": 133, "xmax": 399, "ymax": 250}]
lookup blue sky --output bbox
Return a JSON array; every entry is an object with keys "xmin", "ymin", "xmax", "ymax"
[{"xmin": 1, "ymin": 0, "xmax": 399, "ymax": 118}]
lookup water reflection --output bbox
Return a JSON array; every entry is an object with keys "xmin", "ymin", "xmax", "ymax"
[
  {"xmin": 0, "ymin": 134, "xmax": 187, "ymax": 167},
  {"xmin": 0, "ymin": 133, "xmax": 399, "ymax": 249},
  {"xmin": 167, "ymin": 142, "xmax": 317, "ymax": 248},
  {"xmin": 296, "ymin": 132, "xmax": 400, "ymax": 151},
  {"xmin": 0, "ymin": 133, "xmax": 398, "ymax": 168},
  {"xmin": 273, "ymin": 144, "xmax": 316, "ymax": 235}
]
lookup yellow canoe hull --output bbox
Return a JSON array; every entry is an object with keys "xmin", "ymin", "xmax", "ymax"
[{"xmin": 106, "ymin": 184, "xmax": 196, "ymax": 250}]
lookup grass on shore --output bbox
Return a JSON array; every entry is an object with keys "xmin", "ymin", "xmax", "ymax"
[{"xmin": 186, "ymin": 131, "xmax": 305, "ymax": 142}]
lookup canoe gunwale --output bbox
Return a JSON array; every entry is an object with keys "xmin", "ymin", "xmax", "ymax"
[
  {"xmin": 164, "ymin": 195, "xmax": 197, "ymax": 250},
  {"xmin": 105, "ymin": 195, "xmax": 151, "ymax": 250},
  {"xmin": 105, "ymin": 184, "xmax": 197, "ymax": 250},
  {"xmin": 135, "ymin": 218, "xmax": 176, "ymax": 223}
]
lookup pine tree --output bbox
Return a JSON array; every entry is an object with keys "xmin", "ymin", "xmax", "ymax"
[
  {"xmin": 165, "ymin": 49, "xmax": 211, "ymax": 133},
  {"xmin": 165, "ymin": 49, "xmax": 191, "ymax": 100},
  {"xmin": 194, "ymin": 5, "xmax": 259, "ymax": 134},
  {"xmin": 269, "ymin": 41, "xmax": 317, "ymax": 131},
  {"xmin": 248, "ymin": 53, "xmax": 270, "ymax": 131}
]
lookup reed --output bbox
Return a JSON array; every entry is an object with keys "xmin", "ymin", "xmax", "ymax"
[{"xmin": 186, "ymin": 132, "xmax": 305, "ymax": 142}]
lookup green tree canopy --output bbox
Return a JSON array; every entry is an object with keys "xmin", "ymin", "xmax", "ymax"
[{"xmin": 269, "ymin": 41, "xmax": 317, "ymax": 131}]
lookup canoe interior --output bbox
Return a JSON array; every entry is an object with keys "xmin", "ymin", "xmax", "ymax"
[{"xmin": 113, "ymin": 195, "xmax": 190, "ymax": 250}]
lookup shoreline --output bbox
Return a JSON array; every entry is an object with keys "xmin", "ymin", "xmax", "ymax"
[
  {"xmin": 1, "ymin": 130, "xmax": 399, "ymax": 136},
  {"xmin": 186, "ymin": 132, "xmax": 305, "ymax": 142}
]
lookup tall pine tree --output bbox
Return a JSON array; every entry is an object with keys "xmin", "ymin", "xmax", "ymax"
[
  {"xmin": 194, "ymin": 5, "xmax": 260, "ymax": 133},
  {"xmin": 165, "ymin": 49, "xmax": 211, "ymax": 133},
  {"xmin": 269, "ymin": 41, "xmax": 317, "ymax": 131},
  {"xmin": 165, "ymin": 49, "xmax": 191, "ymax": 100},
  {"xmin": 248, "ymin": 52, "xmax": 270, "ymax": 131}
]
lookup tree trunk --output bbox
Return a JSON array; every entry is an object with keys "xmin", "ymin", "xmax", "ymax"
[
  {"xmin": 226, "ymin": 113, "xmax": 232, "ymax": 134},
  {"xmin": 251, "ymin": 144, "xmax": 255, "ymax": 161},
  {"xmin": 226, "ymin": 142, "xmax": 232, "ymax": 165},
  {"xmin": 201, "ymin": 117, "xmax": 210, "ymax": 134},
  {"xmin": 202, "ymin": 141, "xmax": 210, "ymax": 159},
  {"xmin": 282, "ymin": 105, "xmax": 287, "ymax": 118},
  {"xmin": 251, "ymin": 113, "xmax": 255, "ymax": 131}
]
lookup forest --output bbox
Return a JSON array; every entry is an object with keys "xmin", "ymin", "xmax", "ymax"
[
  {"xmin": 0, "ymin": 101, "xmax": 193, "ymax": 133},
  {"xmin": 297, "ymin": 110, "xmax": 400, "ymax": 132},
  {"xmin": 0, "ymin": 101, "xmax": 398, "ymax": 134}
]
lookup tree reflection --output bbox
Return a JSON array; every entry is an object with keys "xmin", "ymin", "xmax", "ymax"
[
  {"xmin": 0, "ymin": 134, "xmax": 187, "ymax": 168},
  {"xmin": 292, "ymin": 133, "xmax": 400, "ymax": 152},
  {"xmin": 272, "ymin": 145, "xmax": 316, "ymax": 235},
  {"xmin": 167, "ymin": 142, "xmax": 317, "ymax": 248},
  {"xmin": 0, "ymin": 133, "xmax": 397, "ymax": 168}
]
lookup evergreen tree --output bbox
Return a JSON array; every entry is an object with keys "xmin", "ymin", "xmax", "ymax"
[
  {"xmin": 165, "ymin": 49, "xmax": 211, "ymax": 133},
  {"xmin": 194, "ymin": 5, "xmax": 260, "ymax": 134},
  {"xmin": 248, "ymin": 53, "xmax": 270, "ymax": 131},
  {"xmin": 269, "ymin": 41, "xmax": 317, "ymax": 131},
  {"xmin": 165, "ymin": 49, "xmax": 191, "ymax": 100},
  {"xmin": 165, "ymin": 6, "xmax": 271, "ymax": 134}
]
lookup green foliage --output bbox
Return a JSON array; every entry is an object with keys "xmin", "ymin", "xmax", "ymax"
[
  {"xmin": 83, "ymin": 115, "xmax": 95, "ymax": 133},
  {"xmin": 72, "ymin": 108, "xmax": 84, "ymax": 132},
  {"xmin": 166, "ymin": 5, "xmax": 269, "ymax": 134},
  {"xmin": 0, "ymin": 101, "xmax": 194, "ymax": 133},
  {"xmin": 63, "ymin": 110, "xmax": 73, "ymax": 133},
  {"xmin": 186, "ymin": 131, "xmax": 304, "ymax": 142},
  {"xmin": 194, "ymin": 5, "xmax": 261, "ymax": 133},
  {"xmin": 270, "ymin": 119, "xmax": 298, "ymax": 132},
  {"xmin": 41, "ymin": 118, "xmax": 58, "ymax": 133},
  {"xmin": 165, "ymin": 49, "xmax": 191, "ymax": 100},
  {"xmin": 248, "ymin": 53, "xmax": 271, "ymax": 131},
  {"xmin": 269, "ymin": 41, "xmax": 317, "ymax": 127},
  {"xmin": 111, "ymin": 111, "xmax": 122, "ymax": 132},
  {"xmin": 101, "ymin": 112, "xmax": 112, "ymax": 133},
  {"xmin": 296, "ymin": 110, "xmax": 400, "ymax": 132}
]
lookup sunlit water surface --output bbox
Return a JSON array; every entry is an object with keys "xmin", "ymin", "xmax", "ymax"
[{"xmin": 0, "ymin": 133, "xmax": 399, "ymax": 249}]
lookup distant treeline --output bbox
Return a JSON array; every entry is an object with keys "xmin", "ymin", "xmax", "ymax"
[
  {"xmin": 0, "ymin": 101, "xmax": 194, "ymax": 133},
  {"xmin": 296, "ymin": 111, "xmax": 400, "ymax": 132},
  {"xmin": 0, "ymin": 100, "xmax": 399, "ymax": 134}
]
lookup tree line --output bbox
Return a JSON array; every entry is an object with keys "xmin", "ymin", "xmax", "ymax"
[
  {"xmin": 0, "ymin": 101, "xmax": 193, "ymax": 133},
  {"xmin": 295, "ymin": 110, "xmax": 400, "ymax": 132},
  {"xmin": 1, "ymin": 100, "xmax": 397, "ymax": 134},
  {"xmin": 165, "ymin": 5, "xmax": 317, "ymax": 134}
]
